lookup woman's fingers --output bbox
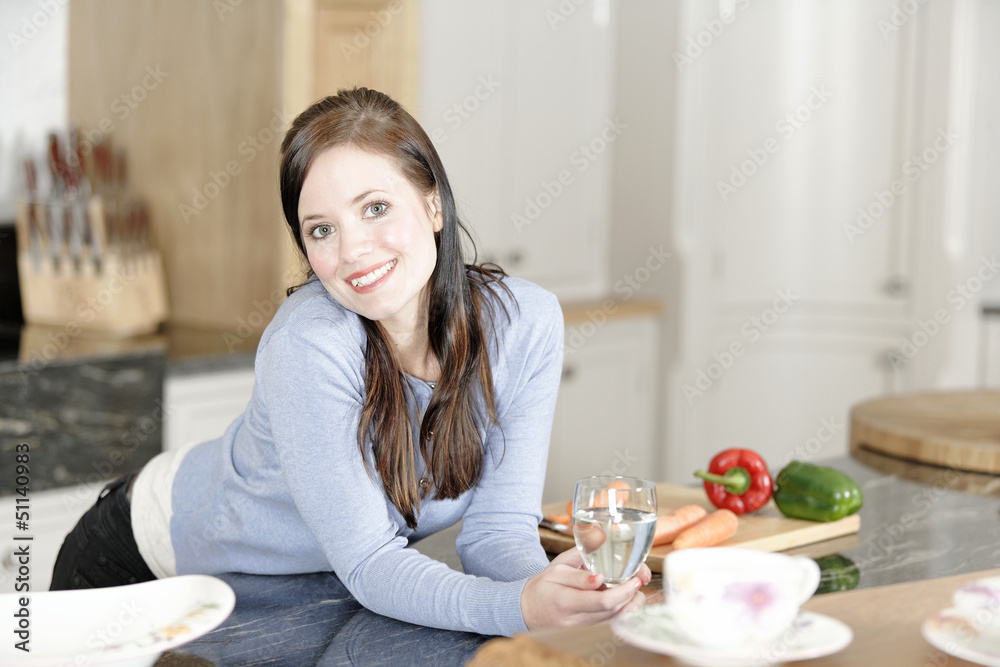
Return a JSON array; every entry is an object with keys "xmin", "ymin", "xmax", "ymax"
[
  {"xmin": 521, "ymin": 548, "xmax": 651, "ymax": 630},
  {"xmin": 563, "ymin": 576, "xmax": 645, "ymax": 614},
  {"xmin": 550, "ymin": 546, "xmax": 584, "ymax": 568},
  {"xmin": 617, "ymin": 590, "xmax": 646, "ymax": 615}
]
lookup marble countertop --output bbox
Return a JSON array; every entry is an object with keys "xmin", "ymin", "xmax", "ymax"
[{"xmin": 155, "ymin": 450, "xmax": 1000, "ymax": 666}]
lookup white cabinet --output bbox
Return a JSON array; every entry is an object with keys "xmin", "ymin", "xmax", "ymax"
[
  {"xmin": 662, "ymin": 0, "xmax": 959, "ymax": 482},
  {"xmin": 419, "ymin": 0, "xmax": 616, "ymax": 301},
  {"xmin": 0, "ymin": 484, "xmax": 101, "ymax": 593},
  {"xmin": 163, "ymin": 368, "xmax": 256, "ymax": 452},
  {"xmin": 543, "ymin": 315, "xmax": 659, "ymax": 504}
]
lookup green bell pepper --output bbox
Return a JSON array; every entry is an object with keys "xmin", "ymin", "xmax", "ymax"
[
  {"xmin": 773, "ymin": 461, "xmax": 863, "ymax": 522},
  {"xmin": 813, "ymin": 554, "xmax": 860, "ymax": 594}
]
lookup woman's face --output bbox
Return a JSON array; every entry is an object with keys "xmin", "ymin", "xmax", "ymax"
[{"xmin": 297, "ymin": 145, "xmax": 443, "ymax": 331}]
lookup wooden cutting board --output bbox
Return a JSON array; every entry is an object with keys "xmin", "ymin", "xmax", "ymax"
[
  {"xmin": 850, "ymin": 391, "xmax": 1000, "ymax": 474},
  {"xmin": 539, "ymin": 483, "xmax": 860, "ymax": 572}
]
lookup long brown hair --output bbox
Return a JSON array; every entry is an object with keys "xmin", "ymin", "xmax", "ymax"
[{"xmin": 279, "ymin": 88, "xmax": 510, "ymax": 529}]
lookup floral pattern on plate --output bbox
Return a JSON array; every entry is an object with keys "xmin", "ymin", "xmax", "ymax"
[{"xmin": 923, "ymin": 607, "xmax": 1000, "ymax": 667}]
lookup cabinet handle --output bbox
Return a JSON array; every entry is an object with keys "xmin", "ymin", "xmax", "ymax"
[
  {"xmin": 1, "ymin": 547, "xmax": 15, "ymax": 572},
  {"xmin": 883, "ymin": 276, "xmax": 910, "ymax": 298},
  {"xmin": 879, "ymin": 349, "xmax": 908, "ymax": 371},
  {"xmin": 561, "ymin": 365, "xmax": 577, "ymax": 382}
]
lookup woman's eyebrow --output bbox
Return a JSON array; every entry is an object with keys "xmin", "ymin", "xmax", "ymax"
[
  {"xmin": 301, "ymin": 189, "xmax": 388, "ymax": 223},
  {"xmin": 350, "ymin": 189, "xmax": 380, "ymax": 204}
]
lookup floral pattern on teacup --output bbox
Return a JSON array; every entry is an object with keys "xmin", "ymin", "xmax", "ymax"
[{"xmin": 724, "ymin": 582, "xmax": 779, "ymax": 623}]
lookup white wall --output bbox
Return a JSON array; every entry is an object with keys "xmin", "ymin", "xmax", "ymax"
[{"xmin": 0, "ymin": 0, "xmax": 68, "ymax": 220}]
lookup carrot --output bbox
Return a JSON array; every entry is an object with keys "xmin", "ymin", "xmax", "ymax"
[
  {"xmin": 671, "ymin": 509, "xmax": 739, "ymax": 550},
  {"xmin": 652, "ymin": 505, "xmax": 708, "ymax": 546},
  {"xmin": 587, "ymin": 480, "xmax": 633, "ymax": 509},
  {"xmin": 567, "ymin": 500, "xmax": 574, "ymax": 517},
  {"xmin": 546, "ymin": 513, "xmax": 570, "ymax": 526},
  {"xmin": 607, "ymin": 479, "xmax": 631, "ymax": 505}
]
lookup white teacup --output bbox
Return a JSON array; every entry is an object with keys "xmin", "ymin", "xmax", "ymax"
[
  {"xmin": 952, "ymin": 576, "xmax": 1000, "ymax": 627},
  {"xmin": 664, "ymin": 547, "xmax": 821, "ymax": 649}
]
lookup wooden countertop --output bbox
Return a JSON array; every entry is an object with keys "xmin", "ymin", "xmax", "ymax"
[
  {"xmin": 560, "ymin": 298, "xmax": 663, "ymax": 326},
  {"xmin": 471, "ymin": 569, "xmax": 1000, "ymax": 666}
]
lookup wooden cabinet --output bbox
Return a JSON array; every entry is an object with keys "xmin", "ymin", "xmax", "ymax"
[
  {"xmin": 0, "ymin": 484, "xmax": 101, "ymax": 592},
  {"xmin": 418, "ymin": 0, "xmax": 617, "ymax": 301},
  {"xmin": 543, "ymin": 314, "xmax": 659, "ymax": 504},
  {"xmin": 68, "ymin": 0, "xmax": 420, "ymax": 330}
]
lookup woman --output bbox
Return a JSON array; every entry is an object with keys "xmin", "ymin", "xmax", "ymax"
[{"xmin": 51, "ymin": 88, "xmax": 650, "ymax": 635}]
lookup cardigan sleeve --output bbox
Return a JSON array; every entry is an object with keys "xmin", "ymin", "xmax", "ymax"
[{"xmin": 455, "ymin": 288, "xmax": 564, "ymax": 582}]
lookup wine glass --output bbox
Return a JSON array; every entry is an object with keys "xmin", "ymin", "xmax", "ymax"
[{"xmin": 572, "ymin": 476, "xmax": 658, "ymax": 587}]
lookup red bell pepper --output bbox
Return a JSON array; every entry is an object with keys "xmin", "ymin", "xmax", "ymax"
[{"xmin": 694, "ymin": 449, "xmax": 773, "ymax": 515}]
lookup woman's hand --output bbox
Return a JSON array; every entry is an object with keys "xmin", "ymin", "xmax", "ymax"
[{"xmin": 520, "ymin": 548, "xmax": 652, "ymax": 630}]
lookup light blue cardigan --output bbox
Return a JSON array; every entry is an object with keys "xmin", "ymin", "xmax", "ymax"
[{"xmin": 165, "ymin": 276, "xmax": 563, "ymax": 636}]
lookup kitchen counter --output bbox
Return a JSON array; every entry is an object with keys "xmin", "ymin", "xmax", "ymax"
[
  {"xmin": 155, "ymin": 449, "xmax": 999, "ymax": 666},
  {"xmin": 3, "ymin": 297, "xmax": 665, "ymax": 375},
  {"xmin": 0, "ymin": 323, "xmax": 258, "ymax": 375}
]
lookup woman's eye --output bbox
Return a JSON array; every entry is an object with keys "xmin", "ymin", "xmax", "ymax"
[
  {"xmin": 365, "ymin": 202, "xmax": 387, "ymax": 218},
  {"xmin": 311, "ymin": 224, "xmax": 333, "ymax": 238}
]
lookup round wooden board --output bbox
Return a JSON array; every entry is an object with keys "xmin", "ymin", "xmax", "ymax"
[{"xmin": 850, "ymin": 391, "xmax": 1000, "ymax": 474}]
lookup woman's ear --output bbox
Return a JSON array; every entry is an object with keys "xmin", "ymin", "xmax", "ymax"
[{"xmin": 428, "ymin": 188, "xmax": 444, "ymax": 232}]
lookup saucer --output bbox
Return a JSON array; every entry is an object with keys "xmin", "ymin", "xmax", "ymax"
[
  {"xmin": 611, "ymin": 604, "xmax": 853, "ymax": 667},
  {"xmin": 922, "ymin": 607, "xmax": 1000, "ymax": 667}
]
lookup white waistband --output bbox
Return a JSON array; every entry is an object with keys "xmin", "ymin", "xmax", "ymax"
[{"xmin": 130, "ymin": 440, "xmax": 202, "ymax": 579}]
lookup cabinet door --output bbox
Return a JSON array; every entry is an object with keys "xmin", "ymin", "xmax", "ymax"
[
  {"xmin": 314, "ymin": 0, "xmax": 420, "ymax": 108},
  {"xmin": 504, "ymin": 0, "xmax": 615, "ymax": 300},
  {"xmin": 418, "ymin": 0, "xmax": 615, "ymax": 301},
  {"xmin": 417, "ymin": 0, "xmax": 510, "ymax": 262},
  {"xmin": 163, "ymin": 369, "xmax": 256, "ymax": 451},
  {"xmin": 678, "ymin": 329, "xmax": 906, "ymax": 480},
  {"xmin": 543, "ymin": 317, "xmax": 657, "ymax": 504}
]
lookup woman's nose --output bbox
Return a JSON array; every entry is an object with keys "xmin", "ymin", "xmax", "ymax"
[{"xmin": 340, "ymin": 227, "xmax": 374, "ymax": 263}]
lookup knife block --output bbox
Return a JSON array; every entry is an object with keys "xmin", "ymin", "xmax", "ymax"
[{"xmin": 15, "ymin": 198, "xmax": 169, "ymax": 337}]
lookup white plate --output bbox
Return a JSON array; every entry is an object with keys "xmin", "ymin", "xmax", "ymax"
[
  {"xmin": 612, "ymin": 604, "xmax": 853, "ymax": 667},
  {"xmin": 922, "ymin": 608, "xmax": 1000, "ymax": 667},
  {"xmin": 0, "ymin": 575, "xmax": 235, "ymax": 666}
]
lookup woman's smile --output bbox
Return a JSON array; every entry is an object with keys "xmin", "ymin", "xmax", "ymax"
[{"xmin": 348, "ymin": 258, "xmax": 398, "ymax": 291}]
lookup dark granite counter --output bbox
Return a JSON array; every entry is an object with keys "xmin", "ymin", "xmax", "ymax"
[
  {"xmin": 0, "ymin": 326, "xmax": 167, "ymax": 494},
  {"xmin": 152, "ymin": 450, "xmax": 999, "ymax": 667},
  {"xmin": 0, "ymin": 323, "xmax": 254, "ymax": 494}
]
